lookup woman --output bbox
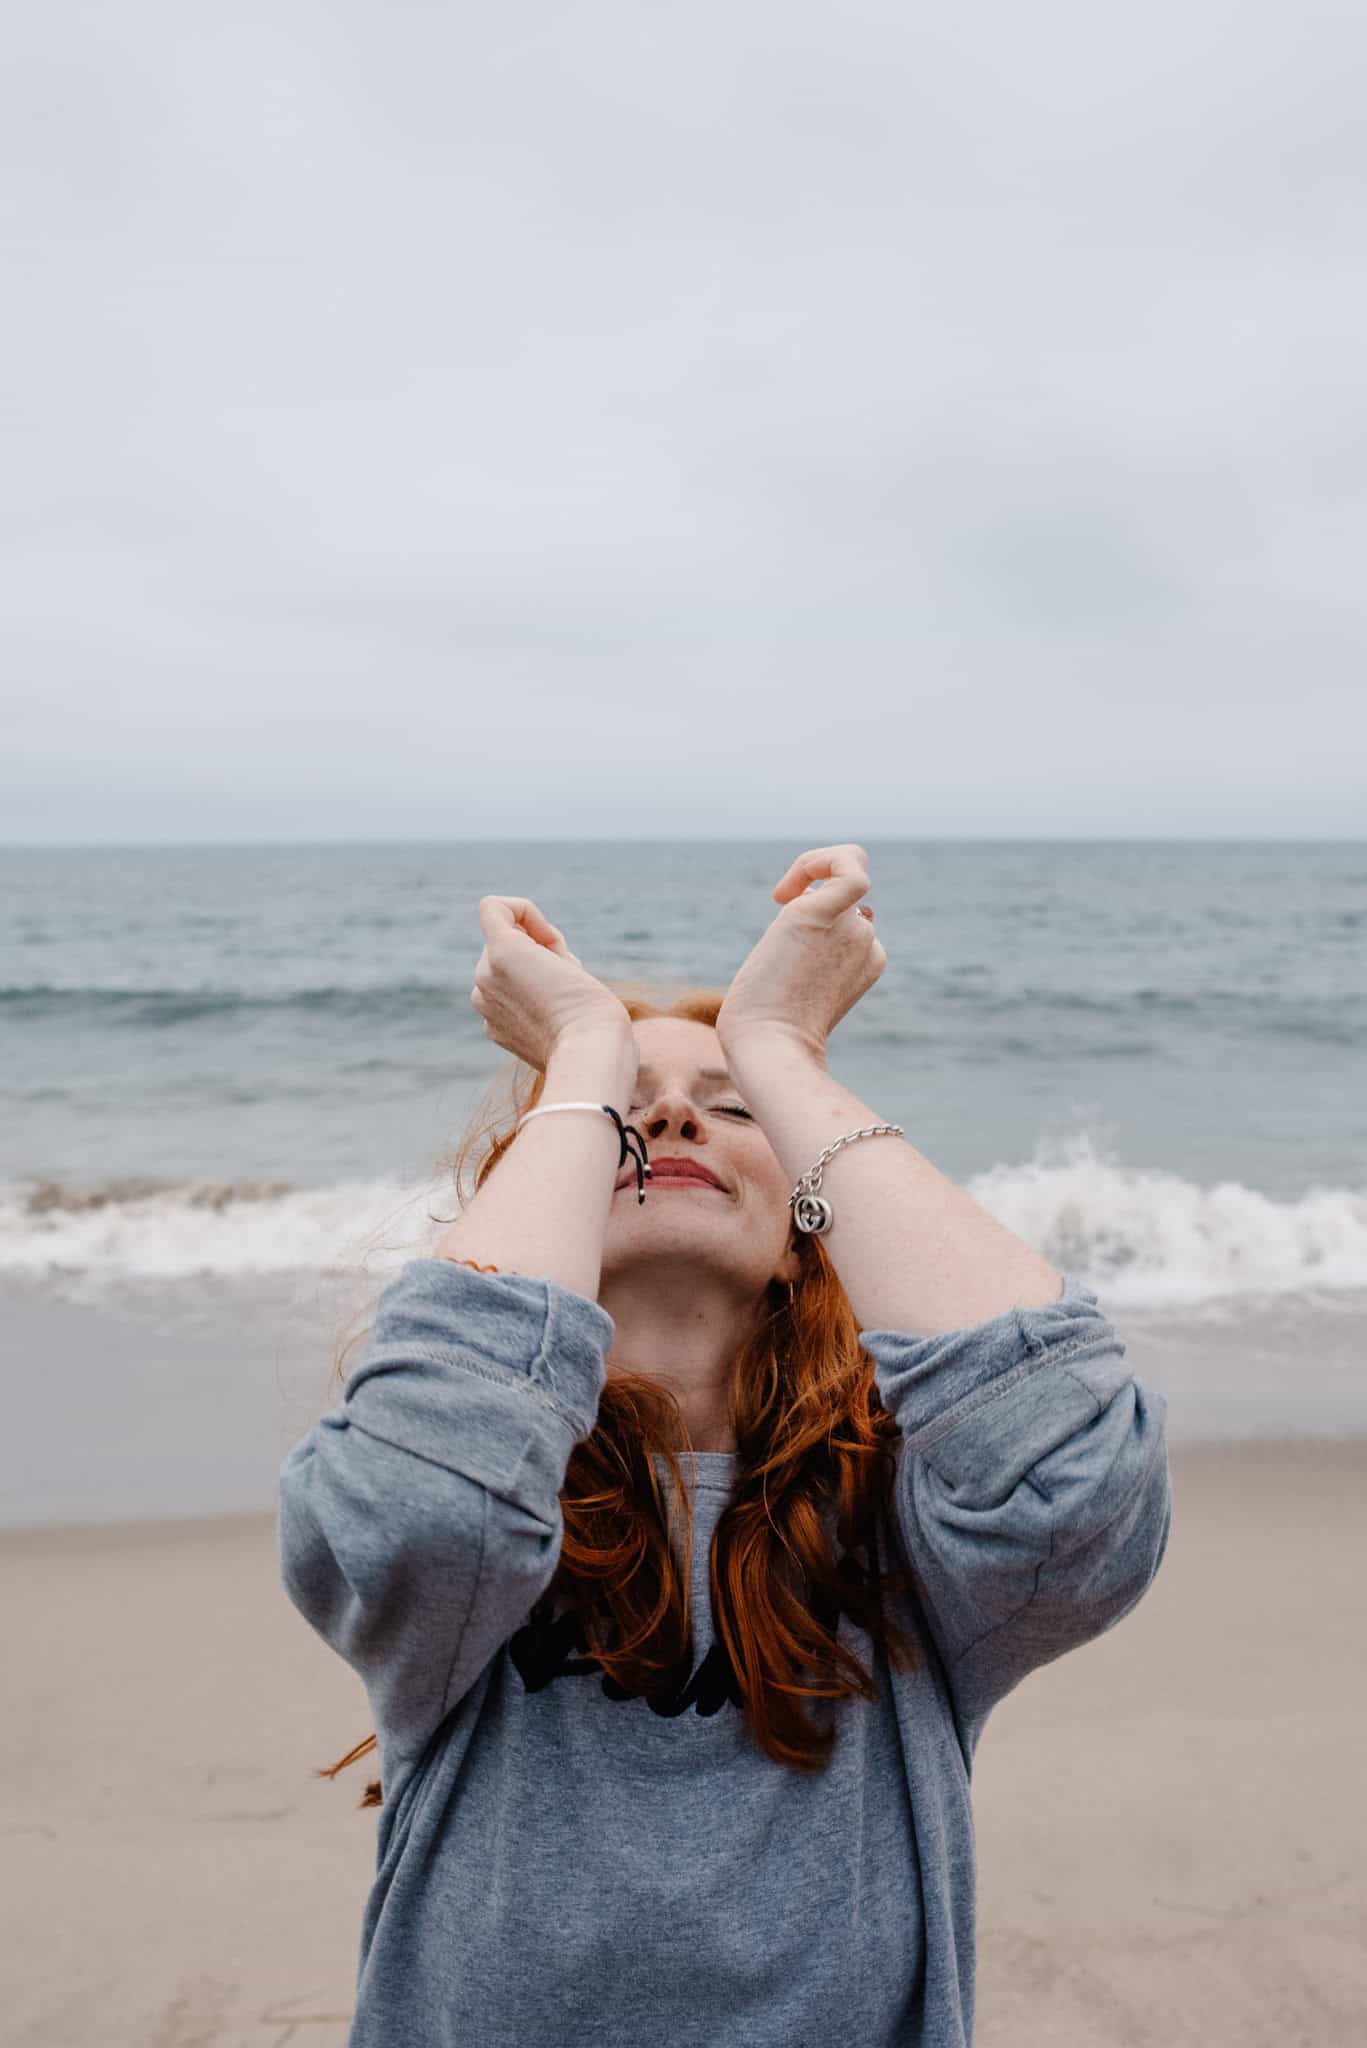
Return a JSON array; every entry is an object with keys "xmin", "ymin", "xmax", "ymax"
[{"xmin": 278, "ymin": 844, "xmax": 1172, "ymax": 2047}]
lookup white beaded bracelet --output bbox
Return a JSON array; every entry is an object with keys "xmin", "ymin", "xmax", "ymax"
[{"xmin": 516, "ymin": 1099, "xmax": 652, "ymax": 1204}]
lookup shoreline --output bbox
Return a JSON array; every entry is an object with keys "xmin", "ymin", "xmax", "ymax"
[{"xmin": 5, "ymin": 1269, "xmax": 1367, "ymax": 1534}]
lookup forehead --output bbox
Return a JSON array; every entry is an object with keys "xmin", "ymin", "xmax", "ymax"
[{"xmin": 631, "ymin": 1015, "xmax": 728, "ymax": 1079}]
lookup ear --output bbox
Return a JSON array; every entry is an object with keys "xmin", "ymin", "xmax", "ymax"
[{"xmin": 774, "ymin": 1241, "xmax": 803, "ymax": 1289}]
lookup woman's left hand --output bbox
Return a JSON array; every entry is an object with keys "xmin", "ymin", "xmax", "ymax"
[{"xmin": 715, "ymin": 844, "xmax": 887, "ymax": 1062}]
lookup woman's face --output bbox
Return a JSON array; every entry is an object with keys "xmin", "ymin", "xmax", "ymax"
[{"xmin": 601, "ymin": 1016, "xmax": 800, "ymax": 1294}]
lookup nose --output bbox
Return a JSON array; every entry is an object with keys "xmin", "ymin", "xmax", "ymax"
[{"xmin": 633, "ymin": 1088, "xmax": 703, "ymax": 1141}]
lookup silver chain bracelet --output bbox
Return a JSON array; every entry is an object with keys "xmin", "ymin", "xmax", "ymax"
[{"xmin": 790, "ymin": 1123, "xmax": 906, "ymax": 1234}]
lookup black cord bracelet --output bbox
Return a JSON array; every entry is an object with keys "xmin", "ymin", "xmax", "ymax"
[{"xmin": 600, "ymin": 1103, "xmax": 652, "ymax": 1203}]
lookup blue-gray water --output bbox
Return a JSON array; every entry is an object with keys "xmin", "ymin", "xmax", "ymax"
[
  {"xmin": 3, "ymin": 838, "xmax": 1366, "ymax": 1292},
  {"xmin": 2, "ymin": 838, "xmax": 1365, "ymax": 1526}
]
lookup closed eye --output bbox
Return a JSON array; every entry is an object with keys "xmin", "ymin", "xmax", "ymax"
[{"xmin": 628, "ymin": 1100, "xmax": 753, "ymax": 1119}]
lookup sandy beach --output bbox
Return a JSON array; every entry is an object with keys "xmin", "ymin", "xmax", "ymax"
[{"xmin": 3, "ymin": 1437, "xmax": 1364, "ymax": 2048}]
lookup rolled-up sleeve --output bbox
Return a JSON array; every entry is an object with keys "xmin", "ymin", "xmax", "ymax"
[
  {"xmin": 861, "ymin": 1275, "xmax": 1172, "ymax": 1738},
  {"xmin": 277, "ymin": 1259, "xmax": 615, "ymax": 1773}
]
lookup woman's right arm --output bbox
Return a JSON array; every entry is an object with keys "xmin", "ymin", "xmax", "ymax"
[
  {"xmin": 277, "ymin": 1023, "xmax": 636, "ymax": 1774},
  {"xmin": 431, "ymin": 1020, "xmax": 639, "ymax": 1299}
]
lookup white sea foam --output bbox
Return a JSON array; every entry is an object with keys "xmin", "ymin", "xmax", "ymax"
[
  {"xmin": 4, "ymin": 1133, "xmax": 1367, "ymax": 1309},
  {"xmin": 971, "ymin": 1134, "xmax": 1367, "ymax": 1310},
  {"xmin": 0, "ymin": 1173, "xmax": 443, "ymax": 1282}
]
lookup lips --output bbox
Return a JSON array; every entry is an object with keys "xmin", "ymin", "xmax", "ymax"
[{"xmin": 615, "ymin": 1157, "xmax": 727, "ymax": 1194}]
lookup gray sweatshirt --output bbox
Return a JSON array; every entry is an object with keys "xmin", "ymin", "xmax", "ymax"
[{"xmin": 278, "ymin": 1258, "xmax": 1171, "ymax": 2047}]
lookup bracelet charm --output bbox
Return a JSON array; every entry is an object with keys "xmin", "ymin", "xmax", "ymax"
[{"xmin": 793, "ymin": 1191, "xmax": 835, "ymax": 1235}]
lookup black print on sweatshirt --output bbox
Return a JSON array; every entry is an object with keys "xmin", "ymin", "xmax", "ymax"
[{"xmin": 507, "ymin": 1546, "xmax": 881, "ymax": 1721}]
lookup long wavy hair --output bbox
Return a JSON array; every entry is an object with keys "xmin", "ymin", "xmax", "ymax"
[{"xmin": 316, "ymin": 985, "xmax": 923, "ymax": 1808}]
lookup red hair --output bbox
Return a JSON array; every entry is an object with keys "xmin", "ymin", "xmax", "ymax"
[{"xmin": 316, "ymin": 985, "xmax": 921, "ymax": 1807}]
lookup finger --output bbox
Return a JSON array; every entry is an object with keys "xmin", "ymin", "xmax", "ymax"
[
  {"xmin": 771, "ymin": 845, "xmax": 870, "ymax": 920},
  {"xmin": 479, "ymin": 895, "xmax": 565, "ymax": 949},
  {"xmin": 478, "ymin": 896, "xmax": 519, "ymax": 943},
  {"xmin": 523, "ymin": 904, "xmax": 571, "ymax": 950},
  {"xmin": 771, "ymin": 844, "xmax": 870, "ymax": 900}
]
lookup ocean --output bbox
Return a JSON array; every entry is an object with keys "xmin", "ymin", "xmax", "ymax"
[{"xmin": 3, "ymin": 838, "xmax": 1365, "ymax": 1529}]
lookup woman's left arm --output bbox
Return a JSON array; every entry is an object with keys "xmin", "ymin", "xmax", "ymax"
[
  {"xmin": 721, "ymin": 1029, "xmax": 1172, "ymax": 1736},
  {"xmin": 720, "ymin": 1029, "xmax": 1063, "ymax": 1336}
]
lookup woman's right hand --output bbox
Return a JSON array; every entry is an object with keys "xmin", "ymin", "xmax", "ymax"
[{"xmin": 469, "ymin": 895, "xmax": 632, "ymax": 1073}]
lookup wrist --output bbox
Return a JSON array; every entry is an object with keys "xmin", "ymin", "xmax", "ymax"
[
  {"xmin": 545, "ymin": 1021, "xmax": 638, "ymax": 1096},
  {"xmin": 717, "ymin": 1024, "xmax": 827, "ymax": 1073}
]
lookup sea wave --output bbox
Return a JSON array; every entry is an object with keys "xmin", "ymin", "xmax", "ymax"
[
  {"xmin": 0, "ymin": 1174, "xmax": 444, "ymax": 1279},
  {"xmin": 3, "ymin": 976, "xmax": 1362, "ymax": 1048},
  {"xmin": 0, "ymin": 980, "xmax": 461, "ymax": 1026},
  {"xmin": 4, "ymin": 1136, "xmax": 1367, "ymax": 1307}
]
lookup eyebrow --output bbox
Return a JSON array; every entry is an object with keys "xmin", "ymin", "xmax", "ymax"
[{"xmin": 635, "ymin": 1065, "xmax": 736, "ymax": 1088}]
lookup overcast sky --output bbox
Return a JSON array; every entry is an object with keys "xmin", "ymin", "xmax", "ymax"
[{"xmin": 4, "ymin": 1, "xmax": 1365, "ymax": 842}]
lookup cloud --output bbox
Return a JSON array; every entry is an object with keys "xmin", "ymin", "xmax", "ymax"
[{"xmin": 2, "ymin": 0, "xmax": 1365, "ymax": 838}]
